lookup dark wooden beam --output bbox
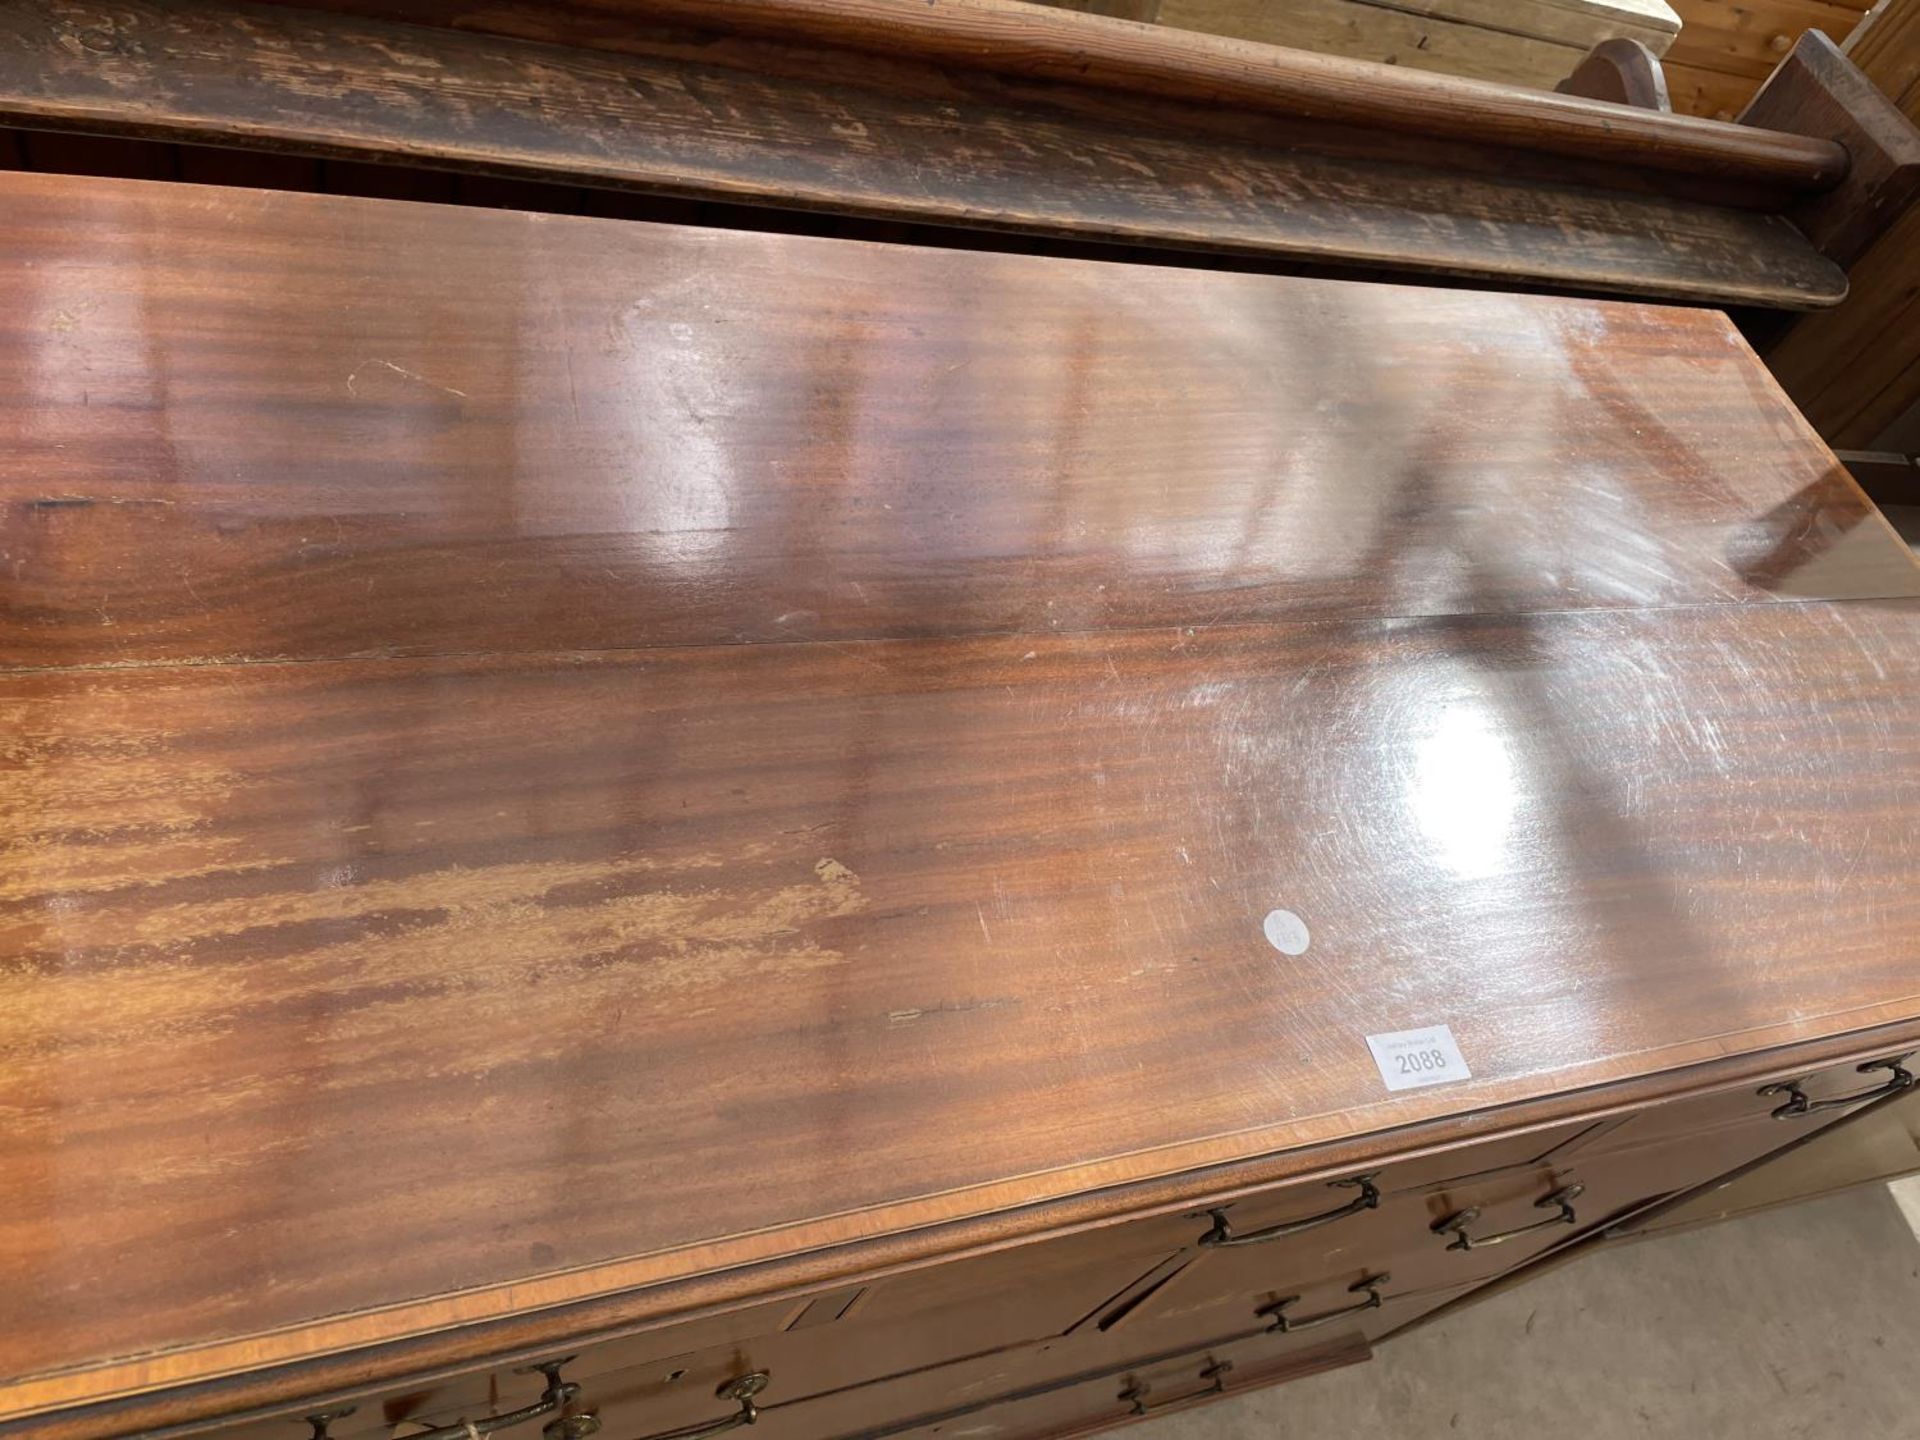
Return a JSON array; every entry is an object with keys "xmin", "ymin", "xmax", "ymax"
[
  {"xmin": 0, "ymin": 0, "xmax": 1847, "ymax": 307},
  {"xmin": 341, "ymin": 0, "xmax": 1843, "ymax": 189},
  {"xmin": 1756, "ymin": 5, "xmax": 1920, "ymax": 444}
]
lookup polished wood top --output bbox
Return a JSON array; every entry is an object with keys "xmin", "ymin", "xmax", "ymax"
[
  {"xmin": 0, "ymin": 173, "xmax": 1906, "ymax": 669},
  {"xmin": 2, "ymin": 172, "xmax": 1918, "ymax": 1422}
]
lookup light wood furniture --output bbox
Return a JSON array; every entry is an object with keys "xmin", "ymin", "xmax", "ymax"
[
  {"xmin": 1665, "ymin": 0, "xmax": 1875, "ymax": 118},
  {"xmin": 1025, "ymin": 0, "xmax": 1681, "ymax": 90},
  {"xmin": 3, "ymin": 164, "xmax": 1920, "ymax": 1440},
  {"xmin": 1031, "ymin": 0, "xmax": 1875, "ymax": 120}
]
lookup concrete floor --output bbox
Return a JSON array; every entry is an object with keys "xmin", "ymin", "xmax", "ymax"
[{"xmin": 1137, "ymin": 1182, "xmax": 1920, "ymax": 1440}]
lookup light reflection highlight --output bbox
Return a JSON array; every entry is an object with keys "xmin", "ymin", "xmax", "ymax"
[{"xmin": 1408, "ymin": 698, "xmax": 1519, "ymax": 880}]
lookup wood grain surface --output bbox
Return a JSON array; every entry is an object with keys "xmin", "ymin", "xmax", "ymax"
[
  {"xmin": 0, "ymin": 173, "xmax": 1905, "ymax": 672},
  {"xmin": 3, "ymin": 170, "xmax": 1919, "ymax": 1423},
  {"xmin": 0, "ymin": 0, "xmax": 1850, "ymax": 309},
  {"xmin": 1739, "ymin": 30, "xmax": 1920, "ymax": 267},
  {"xmin": 1757, "ymin": 3, "xmax": 1920, "ymax": 449},
  {"xmin": 321, "ymin": 0, "xmax": 1834, "ymax": 186},
  {"xmin": 1137, "ymin": 0, "xmax": 1602, "ymax": 90},
  {"xmin": 1556, "ymin": 37, "xmax": 1675, "ymax": 110},
  {"xmin": 1664, "ymin": 0, "xmax": 1873, "ymax": 117}
]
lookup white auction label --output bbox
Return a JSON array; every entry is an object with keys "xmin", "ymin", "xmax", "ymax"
[
  {"xmin": 1365, "ymin": 1024, "xmax": 1471, "ymax": 1093},
  {"xmin": 1261, "ymin": 908, "xmax": 1311, "ymax": 956}
]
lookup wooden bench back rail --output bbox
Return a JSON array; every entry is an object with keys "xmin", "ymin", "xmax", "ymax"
[
  {"xmin": 309, "ymin": 0, "xmax": 1847, "ymax": 191},
  {"xmin": 0, "ymin": 0, "xmax": 1865, "ymax": 310}
]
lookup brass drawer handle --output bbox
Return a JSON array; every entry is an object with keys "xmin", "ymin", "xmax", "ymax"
[
  {"xmin": 1119, "ymin": 1360, "xmax": 1232, "ymax": 1415},
  {"xmin": 1433, "ymin": 1184, "xmax": 1584, "ymax": 1252},
  {"xmin": 1257, "ymin": 1273, "xmax": 1389, "ymax": 1333},
  {"xmin": 303, "ymin": 1360, "xmax": 603, "ymax": 1440},
  {"xmin": 1759, "ymin": 1054, "xmax": 1915, "ymax": 1119},
  {"xmin": 635, "ymin": 1374, "xmax": 769, "ymax": 1440},
  {"xmin": 1198, "ymin": 1173, "xmax": 1380, "ymax": 1248}
]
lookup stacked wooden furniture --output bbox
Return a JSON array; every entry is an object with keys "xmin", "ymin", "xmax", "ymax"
[{"xmin": 2, "ymin": 6, "xmax": 1920, "ymax": 1440}]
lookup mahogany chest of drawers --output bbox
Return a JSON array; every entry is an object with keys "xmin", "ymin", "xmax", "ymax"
[{"xmin": 0, "ymin": 167, "xmax": 1917, "ymax": 1440}]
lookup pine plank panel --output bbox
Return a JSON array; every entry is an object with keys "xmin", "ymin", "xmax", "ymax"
[
  {"xmin": 1666, "ymin": 56, "xmax": 1784, "ymax": 117},
  {"xmin": 1151, "ymin": 0, "xmax": 1593, "ymax": 87},
  {"xmin": 1667, "ymin": 0, "xmax": 1869, "ymax": 81},
  {"xmin": 1035, "ymin": 0, "xmax": 1681, "ymax": 55},
  {"xmin": 1847, "ymin": 0, "xmax": 1920, "ymax": 110},
  {"xmin": 1353, "ymin": 0, "xmax": 1679, "ymax": 51}
]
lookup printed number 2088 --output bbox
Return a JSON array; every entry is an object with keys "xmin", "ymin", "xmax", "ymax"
[{"xmin": 1395, "ymin": 1049, "xmax": 1450, "ymax": 1075}]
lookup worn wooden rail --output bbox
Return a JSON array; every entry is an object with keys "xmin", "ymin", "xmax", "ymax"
[
  {"xmin": 0, "ymin": 0, "xmax": 1857, "ymax": 307},
  {"xmin": 293, "ymin": 0, "xmax": 1846, "ymax": 187}
]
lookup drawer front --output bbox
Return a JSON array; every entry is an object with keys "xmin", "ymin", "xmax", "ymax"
[
  {"xmin": 809, "ymin": 1053, "xmax": 1910, "ymax": 1440},
  {"xmin": 1585, "ymin": 1050, "xmax": 1917, "ymax": 1160},
  {"xmin": 495, "ymin": 1297, "xmax": 1414, "ymax": 1440},
  {"xmin": 845, "ymin": 1299, "xmax": 1450, "ymax": 1440},
  {"xmin": 214, "ymin": 1296, "xmax": 815, "ymax": 1440},
  {"xmin": 571, "ymin": 1111, "xmax": 1615, "ymax": 1429},
  {"xmin": 1074, "ymin": 1164, "xmax": 1592, "ymax": 1359},
  {"xmin": 222, "ymin": 1059, "xmax": 1914, "ymax": 1440},
  {"xmin": 1063, "ymin": 1074, "xmax": 1889, "ymax": 1374},
  {"xmin": 584, "ymin": 1342, "xmax": 1046, "ymax": 1440},
  {"xmin": 1372, "ymin": 1115, "xmax": 1605, "ymax": 1193},
  {"xmin": 230, "ymin": 1238, "xmax": 1186, "ymax": 1440},
  {"xmin": 524, "ymin": 1246, "xmax": 1189, "ymax": 1438},
  {"xmin": 206, "ymin": 1125, "xmax": 1643, "ymax": 1440},
  {"xmin": 1012, "ymin": 1112, "xmax": 1612, "ymax": 1303}
]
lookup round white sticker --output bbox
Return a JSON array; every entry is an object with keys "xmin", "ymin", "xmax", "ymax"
[{"xmin": 1262, "ymin": 908, "xmax": 1310, "ymax": 956}]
